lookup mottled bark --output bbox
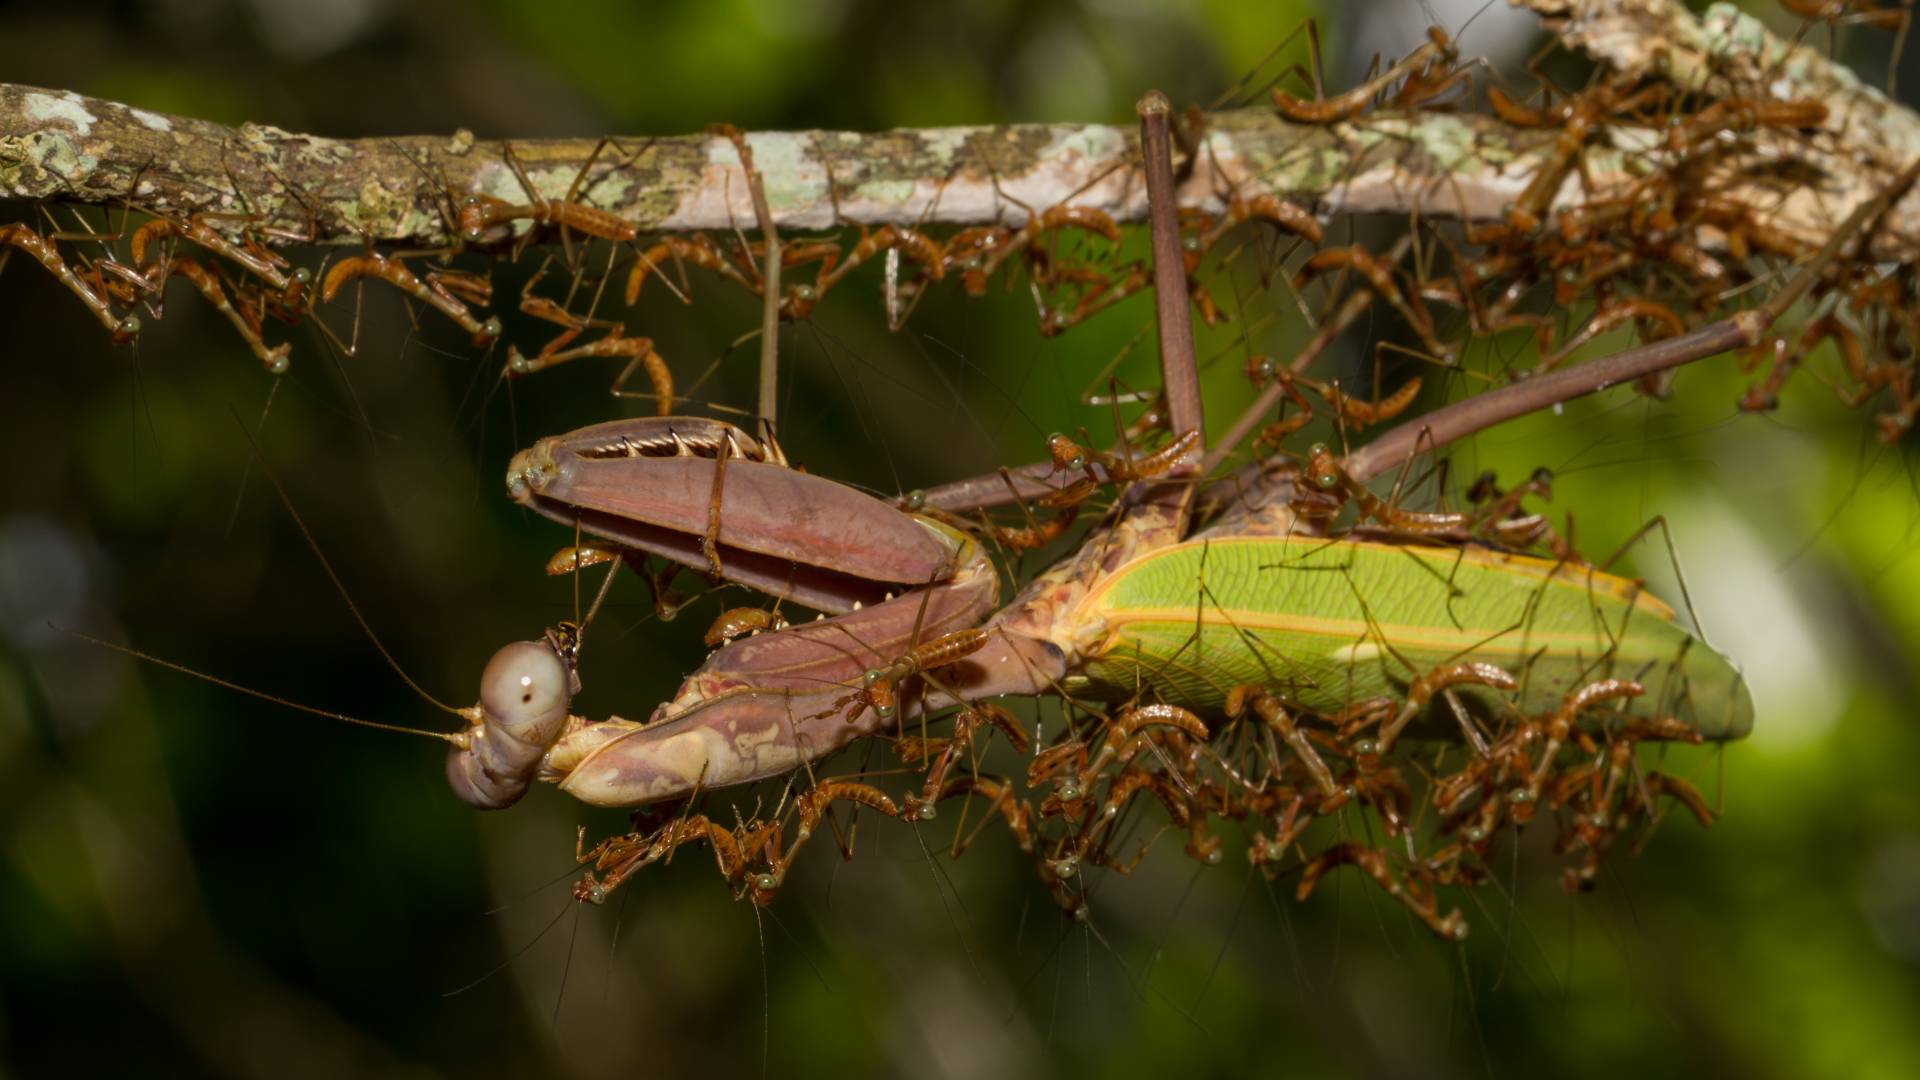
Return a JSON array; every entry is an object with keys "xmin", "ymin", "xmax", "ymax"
[
  {"xmin": 0, "ymin": 80, "xmax": 1571, "ymax": 243},
  {"xmin": 3, "ymin": 0, "xmax": 1917, "ymax": 264}
]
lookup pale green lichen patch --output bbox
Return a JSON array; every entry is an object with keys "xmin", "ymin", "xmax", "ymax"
[
  {"xmin": 1040, "ymin": 123, "xmax": 1127, "ymax": 166},
  {"xmin": 1697, "ymin": 3, "xmax": 1762, "ymax": 54},
  {"xmin": 295, "ymin": 138, "xmax": 355, "ymax": 170},
  {"xmin": 526, "ymin": 152, "xmax": 629, "ymax": 206},
  {"xmin": 580, "ymin": 170, "xmax": 636, "ymax": 210},
  {"xmin": 128, "ymin": 107, "xmax": 172, "ymax": 133},
  {"xmin": 1700, "ymin": 5, "xmax": 1810, "ymax": 82},
  {"xmin": 853, "ymin": 177, "xmax": 916, "ymax": 205},
  {"xmin": 346, "ymin": 175, "xmax": 439, "ymax": 238},
  {"xmin": 1205, "ymin": 112, "xmax": 1338, "ymax": 195},
  {"xmin": 15, "ymin": 131, "xmax": 97, "ymax": 184},
  {"xmin": 0, "ymin": 136, "xmax": 30, "ymax": 192},
  {"xmin": 741, "ymin": 131, "xmax": 826, "ymax": 212},
  {"xmin": 1240, "ymin": 131, "xmax": 1357, "ymax": 197},
  {"xmin": 23, "ymin": 92, "xmax": 95, "ymax": 137},
  {"xmin": 519, "ymin": 164, "xmax": 587, "ymax": 202},
  {"xmin": 1290, "ymin": 143, "xmax": 1366, "ymax": 195},
  {"xmin": 914, "ymin": 126, "xmax": 973, "ymax": 164},
  {"xmin": 463, "ymin": 158, "xmax": 520, "ymax": 202},
  {"xmin": 1390, "ymin": 112, "xmax": 1490, "ymax": 171}
]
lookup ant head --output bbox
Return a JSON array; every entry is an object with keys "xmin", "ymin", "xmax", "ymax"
[
  {"xmin": 1047, "ymin": 433, "xmax": 1088, "ymax": 471},
  {"xmin": 1305, "ymin": 442, "xmax": 1341, "ymax": 490},
  {"xmin": 1466, "ymin": 470, "xmax": 1500, "ymax": 502},
  {"xmin": 455, "ymin": 194, "xmax": 499, "ymax": 244}
]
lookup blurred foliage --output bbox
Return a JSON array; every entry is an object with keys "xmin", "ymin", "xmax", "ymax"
[{"xmin": 4, "ymin": 1, "xmax": 1920, "ymax": 1078}]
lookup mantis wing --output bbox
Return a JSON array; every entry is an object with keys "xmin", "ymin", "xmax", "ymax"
[{"xmin": 1074, "ymin": 535, "xmax": 1752, "ymax": 740}]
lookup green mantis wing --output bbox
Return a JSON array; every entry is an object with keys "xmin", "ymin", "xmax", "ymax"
[{"xmin": 1072, "ymin": 535, "xmax": 1753, "ymax": 740}]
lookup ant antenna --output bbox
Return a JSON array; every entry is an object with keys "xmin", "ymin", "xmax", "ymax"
[
  {"xmin": 58, "ymin": 624, "xmax": 456, "ymax": 744},
  {"xmin": 228, "ymin": 408, "xmax": 466, "ymax": 718}
]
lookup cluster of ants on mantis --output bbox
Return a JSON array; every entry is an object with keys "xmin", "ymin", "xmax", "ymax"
[{"xmin": 20, "ymin": 1, "xmax": 1920, "ymax": 937}]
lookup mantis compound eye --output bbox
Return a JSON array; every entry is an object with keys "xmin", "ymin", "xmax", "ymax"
[
  {"xmin": 481, "ymin": 640, "xmax": 570, "ymax": 723},
  {"xmin": 504, "ymin": 441, "xmax": 560, "ymax": 501},
  {"xmin": 446, "ymin": 640, "xmax": 573, "ymax": 810}
]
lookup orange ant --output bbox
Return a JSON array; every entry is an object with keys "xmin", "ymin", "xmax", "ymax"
[
  {"xmin": 1298, "ymin": 442, "xmax": 1470, "ymax": 535},
  {"xmin": 1271, "ymin": 27, "xmax": 1461, "ymax": 124},
  {"xmin": 837, "ymin": 627, "xmax": 989, "ymax": 721},
  {"xmin": 319, "ymin": 250, "xmax": 503, "ymax": 346},
  {"xmin": 703, "ymin": 606, "xmax": 788, "ymax": 647},
  {"xmin": 457, "ymin": 140, "xmax": 641, "ymax": 270},
  {"xmin": 0, "ymin": 224, "xmax": 142, "ymax": 342}
]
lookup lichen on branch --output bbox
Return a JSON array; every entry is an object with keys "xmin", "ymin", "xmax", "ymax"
[{"xmin": 4, "ymin": 0, "xmax": 1917, "ymax": 264}]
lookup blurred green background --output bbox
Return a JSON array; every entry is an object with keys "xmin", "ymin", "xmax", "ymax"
[{"xmin": 4, "ymin": 0, "xmax": 1920, "ymax": 1077}]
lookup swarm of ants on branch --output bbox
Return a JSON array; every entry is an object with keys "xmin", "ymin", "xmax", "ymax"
[
  {"xmin": 8, "ymin": 5, "xmax": 1920, "ymax": 442},
  {"xmin": 7, "ymin": 1, "xmax": 1920, "ymax": 937}
]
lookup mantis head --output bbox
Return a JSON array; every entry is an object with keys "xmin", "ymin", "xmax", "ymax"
[{"xmin": 446, "ymin": 633, "xmax": 576, "ymax": 809}]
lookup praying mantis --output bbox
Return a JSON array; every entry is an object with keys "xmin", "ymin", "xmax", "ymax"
[
  {"xmin": 437, "ymin": 112, "xmax": 1920, "ymax": 923},
  {"xmin": 428, "ymin": 102, "xmax": 1883, "ymax": 873},
  {"xmin": 95, "ymin": 94, "xmax": 1919, "ymax": 931},
  {"xmin": 473, "ymin": 410, "xmax": 1750, "ymax": 814}
]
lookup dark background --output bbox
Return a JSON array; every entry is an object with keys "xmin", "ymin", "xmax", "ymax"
[{"xmin": 4, "ymin": 1, "xmax": 1920, "ymax": 1076}]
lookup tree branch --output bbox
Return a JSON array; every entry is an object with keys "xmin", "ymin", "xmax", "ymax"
[{"xmin": 5, "ymin": 60, "xmax": 1915, "ymax": 262}]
